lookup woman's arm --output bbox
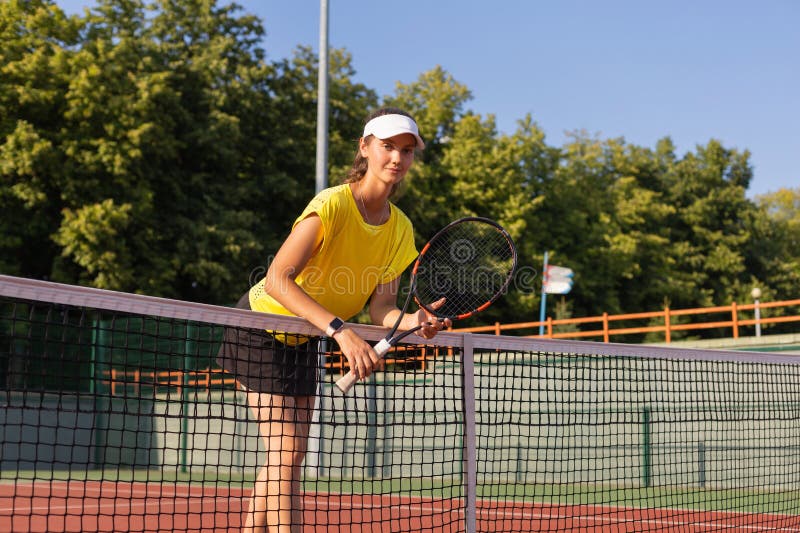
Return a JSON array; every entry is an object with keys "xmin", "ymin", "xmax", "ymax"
[
  {"xmin": 264, "ymin": 214, "xmax": 379, "ymax": 380},
  {"xmin": 263, "ymin": 214, "xmax": 330, "ymax": 329}
]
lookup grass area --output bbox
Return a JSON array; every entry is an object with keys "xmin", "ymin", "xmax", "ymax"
[
  {"xmin": 303, "ymin": 477, "xmax": 465, "ymax": 499},
  {"xmin": 0, "ymin": 470, "xmax": 462, "ymax": 497},
  {"xmin": 0, "ymin": 468, "xmax": 251, "ymax": 487}
]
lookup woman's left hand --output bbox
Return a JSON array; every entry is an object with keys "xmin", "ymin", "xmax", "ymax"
[{"xmin": 416, "ymin": 298, "xmax": 452, "ymax": 339}]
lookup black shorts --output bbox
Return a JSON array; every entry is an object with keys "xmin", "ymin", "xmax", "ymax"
[{"xmin": 216, "ymin": 293, "xmax": 319, "ymax": 396}]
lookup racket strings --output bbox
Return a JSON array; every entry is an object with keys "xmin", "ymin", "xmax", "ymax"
[{"xmin": 414, "ymin": 221, "xmax": 515, "ymax": 319}]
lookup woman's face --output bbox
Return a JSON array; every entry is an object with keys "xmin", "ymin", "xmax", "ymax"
[{"xmin": 360, "ymin": 133, "xmax": 416, "ymax": 185}]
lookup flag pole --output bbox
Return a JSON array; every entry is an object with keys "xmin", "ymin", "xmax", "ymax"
[{"xmin": 539, "ymin": 251, "xmax": 548, "ymax": 335}]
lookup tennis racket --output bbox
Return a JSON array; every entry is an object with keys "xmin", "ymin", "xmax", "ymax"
[{"xmin": 335, "ymin": 216, "xmax": 517, "ymax": 393}]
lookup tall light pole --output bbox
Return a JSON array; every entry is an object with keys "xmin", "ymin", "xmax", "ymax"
[
  {"xmin": 309, "ymin": 0, "xmax": 330, "ymax": 480},
  {"xmin": 751, "ymin": 287, "xmax": 762, "ymax": 337}
]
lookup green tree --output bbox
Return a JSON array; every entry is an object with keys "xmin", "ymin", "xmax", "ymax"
[
  {"xmin": 0, "ymin": 0, "xmax": 81, "ymax": 278},
  {"xmin": 1, "ymin": 0, "xmax": 376, "ymax": 303},
  {"xmin": 756, "ymin": 187, "xmax": 800, "ymax": 253},
  {"xmin": 385, "ymin": 66, "xmax": 474, "ymax": 238},
  {"xmin": 747, "ymin": 188, "xmax": 800, "ymax": 314},
  {"xmin": 3, "ymin": 2, "xmax": 797, "ymax": 330},
  {"xmin": 657, "ymin": 140, "xmax": 755, "ymax": 308},
  {"xmin": 388, "ymin": 69, "xmax": 557, "ymax": 322},
  {"xmin": 271, "ymin": 45, "xmax": 378, "ymax": 195}
]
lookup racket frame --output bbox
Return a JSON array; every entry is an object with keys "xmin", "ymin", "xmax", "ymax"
[{"xmin": 335, "ymin": 217, "xmax": 516, "ymax": 393}]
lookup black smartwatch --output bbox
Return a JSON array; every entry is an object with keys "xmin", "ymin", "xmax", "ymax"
[{"xmin": 325, "ymin": 317, "xmax": 345, "ymax": 337}]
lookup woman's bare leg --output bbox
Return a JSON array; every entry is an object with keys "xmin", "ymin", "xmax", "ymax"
[{"xmin": 241, "ymin": 392, "xmax": 315, "ymax": 533}]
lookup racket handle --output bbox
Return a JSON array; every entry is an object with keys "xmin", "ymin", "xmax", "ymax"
[
  {"xmin": 334, "ymin": 372, "xmax": 358, "ymax": 393},
  {"xmin": 334, "ymin": 338, "xmax": 393, "ymax": 394}
]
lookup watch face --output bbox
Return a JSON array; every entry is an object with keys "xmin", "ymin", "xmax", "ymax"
[{"xmin": 328, "ymin": 318, "xmax": 345, "ymax": 335}]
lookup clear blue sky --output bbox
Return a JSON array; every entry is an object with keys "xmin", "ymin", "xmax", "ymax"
[{"xmin": 58, "ymin": 0, "xmax": 798, "ymax": 197}]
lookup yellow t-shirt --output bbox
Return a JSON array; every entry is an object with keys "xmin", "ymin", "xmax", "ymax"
[{"xmin": 249, "ymin": 184, "xmax": 418, "ymax": 339}]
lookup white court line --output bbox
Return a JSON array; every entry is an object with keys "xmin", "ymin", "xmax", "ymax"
[
  {"xmin": 310, "ymin": 499, "xmax": 800, "ymax": 532},
  {"xmin": 0, "ymin": 496, "xmax": 244, "ymax": 514},
  {"xmin": 471, "ymin": 507, "xmax": 800, "ymax": 532}
]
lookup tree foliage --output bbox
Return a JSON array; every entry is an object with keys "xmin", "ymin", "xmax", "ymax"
[
  {"xmin": 2, "ymin": 0, "xmax": 798, "ymax": 334},
  {"xmin": 1, "ymin": 0, "xmax": 373, "ymax": 301}
]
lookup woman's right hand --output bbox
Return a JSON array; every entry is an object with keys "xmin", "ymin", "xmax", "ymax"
[{"xmin": 333, "ymin": 328, "xmax": 379, "ymax": 380}]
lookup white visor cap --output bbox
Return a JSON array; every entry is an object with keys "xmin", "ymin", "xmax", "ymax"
[{"xmin": 362, "ymin": 114, "xmax": 425, "ymax": 149}]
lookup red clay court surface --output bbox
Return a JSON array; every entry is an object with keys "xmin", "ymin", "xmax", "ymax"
[{"xmin": 2, "ymin": 481, "xmax": 800, "ymax": 532}]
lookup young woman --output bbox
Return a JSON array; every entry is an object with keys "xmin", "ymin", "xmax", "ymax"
[{"xmin": 217, "ymin": 108, "xmax": 449, "ymax": 532}]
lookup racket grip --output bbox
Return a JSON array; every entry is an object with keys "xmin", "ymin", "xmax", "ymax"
[
  {"xmin": 334, "ymin": 372, "xmax": 358, "ymax": 394},
  {"xmin": 334, "ymin": 338, "xmax": 393, "ymax": 394}
]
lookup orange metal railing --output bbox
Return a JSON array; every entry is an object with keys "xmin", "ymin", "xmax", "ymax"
[
  {"xmin": 454, "ymin": 298, "xmax": 800, "ymax": 343},
  {"xmin": 324, "ymin": 344, "xmax": 437, "ymax": 376},
  {"xmin": 103, "ymin": 367, "xmax": 239, "ymax": 396},
  {"xmin": 102, "ymin": 346, "xmax": 437, "ymax": 394},
  {"xmin": 100, "ymin": 299, "xmax": 799, "ymax": 394}
]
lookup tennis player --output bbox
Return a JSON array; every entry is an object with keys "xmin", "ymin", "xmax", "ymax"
[{"xmin": 217, "ymin": 107, "xmax": 450, "ymax": 532}]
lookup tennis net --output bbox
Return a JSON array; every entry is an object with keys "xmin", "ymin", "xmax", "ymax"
[{"xmin": 1, "ymin": 274, "xmax": 800, "ymax": 532}]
